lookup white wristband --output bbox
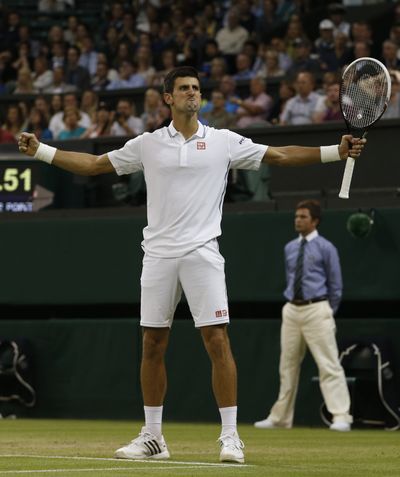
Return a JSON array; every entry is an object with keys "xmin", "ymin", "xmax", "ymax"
[
  {"xmin": 320, "ymin": 145, "xmax": 341, "ymax": 163},
  {"xmin": 34, "ymin": 142, "xmax": 57, "ymax": 164}
]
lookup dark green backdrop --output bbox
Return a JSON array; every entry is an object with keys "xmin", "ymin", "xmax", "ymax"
[
  {"xmin": 1, "ymin": 208, "xmax": 400, "ymax": 423},
  {"xmin": 1, "ymin": 208, "xmax": 399, "ymax": 305},
  {"xmin": 1, "ymin": 318, "xmax": 399, "ymax": 425}
]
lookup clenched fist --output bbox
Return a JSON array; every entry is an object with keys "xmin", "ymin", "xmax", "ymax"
[
  {"xmin": 18, "ymin": 132, "xmax": 40, "ymax": 157},
  {"xmin": 339, "ymin": 135, "xmax": 366, "ymax": 160}
]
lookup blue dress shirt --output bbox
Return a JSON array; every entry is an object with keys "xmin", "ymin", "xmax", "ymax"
[{"xmin": 283, "ymin": 230, "xmax": 342, "ymax": 313}]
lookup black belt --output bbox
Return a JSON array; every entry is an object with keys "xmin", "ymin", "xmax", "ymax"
[{"xmin": 290, "ymin": 296, "xmax": 327, "ymax": 306}]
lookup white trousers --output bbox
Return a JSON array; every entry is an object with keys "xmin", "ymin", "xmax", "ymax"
[{"xmin": 269, "ymin": 301, "xmax": 352, "ymax": 427}]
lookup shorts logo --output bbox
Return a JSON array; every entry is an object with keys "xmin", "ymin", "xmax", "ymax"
[
  {"xmin": 215, "ymin": 309, "xmax": 228, "ymax": 318},
  {"xmin": 239, "ymin": 137, "xmax": 246, "ymax": 145},
  {"xmin": 197, "ymin": 141, "xmax": 206, "ymax": 150}
]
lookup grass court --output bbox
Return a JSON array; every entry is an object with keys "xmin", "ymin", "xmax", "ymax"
[{"xmin": 0, "ymin": 419, "xmax": 399, "ymax": 476}]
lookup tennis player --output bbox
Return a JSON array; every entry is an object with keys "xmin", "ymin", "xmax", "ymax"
[{"xmin": 18, "ymin": 66, "xmax": 365, "ymax": 464}]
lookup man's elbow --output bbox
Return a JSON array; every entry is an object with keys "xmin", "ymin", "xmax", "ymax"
[
  {"xmin": 265, "ymin": 150, "xmax": 286, "ymax": 166},
  {"xmin": 88, "ymin": 155, "xmax": 111, "ymax": 176}
]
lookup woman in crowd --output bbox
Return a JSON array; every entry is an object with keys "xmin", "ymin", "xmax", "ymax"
[
  {"xmin": 268, "ymin": 79, "xmax": 296, "ymax": 124},
  {"xmin": 141, "ymin": 88, "xmax": 164, "ymax": 132},
  {"xmin": 80, "ymin": 90, "xmax": 99, "ymax": 123},
  {"xmin": 135, "ymin": 46, "xmax": 155, "ymax": 85},
  {"xmin": 256, "ymin": 49, "xmax": 285, "ymax": 79},
  {"xmin": 2, "ymin": 103, "xmax": 27, "ymax": 140},
  {"xmin": 13, "ymin": 67, "xmax": 38, "ymax": 94},
  {"xmin": 24, "ymin": 106, "xmax": 53, "ymax": 140},
  {"xmin": 81, "ymin": 102, "xmax": 113, "ymax": 138},
  {"xmin": 151, "ymin": 48, "xmax": 176, "ymax": 86},
  {"xmin": 58, "ymin": 107, "xmax": 87, "ymax": 139}
]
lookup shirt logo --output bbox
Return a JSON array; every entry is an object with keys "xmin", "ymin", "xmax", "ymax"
[
  {"xmin": 215, "ymin": 309, "xmax": 228, "ymax": 318},
  {"xmin": 197, "ymin": 141, "xmax": 206, "ymax": 150},
  {"xmin": 239, "ymin": 137, "xmax": 246, "ymax": 145}
]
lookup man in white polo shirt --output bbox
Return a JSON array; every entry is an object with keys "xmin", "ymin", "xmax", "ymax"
[{"xmin": 18, "ymin": 66, "xmax": 365, "ymax": 464}]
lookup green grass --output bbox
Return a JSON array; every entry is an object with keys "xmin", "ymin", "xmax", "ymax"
[{"xmin": 0, "ymin": 419, "xmax": 399, "ymax": 476}]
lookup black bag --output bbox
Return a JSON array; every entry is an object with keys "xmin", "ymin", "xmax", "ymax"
[
  {"xmin": 319, "ymin": 338, "xmax": 400, "ymax": 430},
  {"xmin": 339, "ymin": 339, "xmax": 400, "ymax": 430},
  {"xmin": 0, "ymin": 339, "xmax": 36, "ymax": 408}
]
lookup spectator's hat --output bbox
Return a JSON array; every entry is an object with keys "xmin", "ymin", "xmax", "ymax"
[{"xmin": 319, "ymin": 19, "xmax": 335, "ymax": 30}]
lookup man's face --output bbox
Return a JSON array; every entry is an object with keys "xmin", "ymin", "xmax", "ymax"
[
  {"xmin": 164, "ymin": 76, "xmax": 201, "ymax": 114},
  {"xmin": 211, "ymin": 91, "xmax": 225, "ymax": 109},
  {"xmin": 119, "ymin": 62, "xmax": 133, "ymax": 80},
  {"xmin": 326, "ymin": 83, "xmax": 339, "ymax": 103},
  {"xmin": 294, "ymin": 208, "xmax": 317, "ymax": 236},
  {"xmin": 67, "ymin": 48, "xmax": 79, "ymax": 65},
  {"xmin": 117, "ymin": 101, "xmax": 131, "ymax": 117},
  {"xmin": 320, "ymin": 28, "xmax": 334, "ymax": 41},
  {"xmin": 97, "ymin": 63, "xmax": 108, "ymax": 78},
  {"xmin": 220, "ymin": 76, "xmax": 234, "ymax": 95},
  {"xmin": 296, "ymin": 73, "xmax": 313, "ymax": 96},
  {"xmin": 64, "ymin": 95, "xmax": 78, "ymax": 108},
  {"xmin": 383, "ymin": 43, "xmax": 397, "ymax": 60},
  {"xmin": 294, "ymin": 44, "xmax": 309, "ymax": 60},
  {"xmin": 250, "ymin": 78, "xmax": 263, "ymax": 95}
]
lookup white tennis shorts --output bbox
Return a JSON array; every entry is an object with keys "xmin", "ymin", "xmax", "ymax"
[{"xmin": 140, "ymin": 239, "xmax": 229, "ymax": 328}]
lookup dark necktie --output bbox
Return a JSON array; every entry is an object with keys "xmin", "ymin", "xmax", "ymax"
[{"xmin": 293, "ymin": 238, "xmax": 307, "ymax": 300}]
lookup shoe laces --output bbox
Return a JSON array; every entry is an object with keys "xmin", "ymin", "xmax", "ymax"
[
  {"xmin": 130, "ymin": 427, "xmax": 159, "ymax": 446},
  {"xmin": 218, "ymin": 433, "xmax": 244, "ymax": 450}
]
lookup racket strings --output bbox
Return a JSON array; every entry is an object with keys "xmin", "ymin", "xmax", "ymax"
[{"xmin": 340, "ymin": 60, "xmax": 389, "ymax": 129}]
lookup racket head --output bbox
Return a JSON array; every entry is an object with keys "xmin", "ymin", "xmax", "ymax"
[{"xmin": 339, "ymin": 57, "xmax": 391, "ymax": 132}]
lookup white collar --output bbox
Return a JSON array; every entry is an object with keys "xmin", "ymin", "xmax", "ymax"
[
  {"xmin": 167, "ymin": 120, "xmax": 206, "ymax": 139},
  {"xmin": 298, "ymin": 229, "xmax": 318, "ymax": 242}
]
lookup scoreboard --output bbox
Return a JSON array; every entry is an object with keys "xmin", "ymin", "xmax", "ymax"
[{"xmin": 0, "ymin": 161, "xmax": 38, "ymax": 212}]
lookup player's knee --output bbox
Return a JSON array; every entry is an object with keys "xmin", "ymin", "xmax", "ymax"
[
  {"xmin": 142, "ymin": 328, "xmax": 169, "ymax": 360},
  {"xmin": 202, "ymin": 326, "xmax": 232, "ymax": 362}
]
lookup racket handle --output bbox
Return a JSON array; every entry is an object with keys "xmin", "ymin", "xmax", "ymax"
[{"xmin": 338, "ymin": 157, "xmax": 355, "ymax": 199}]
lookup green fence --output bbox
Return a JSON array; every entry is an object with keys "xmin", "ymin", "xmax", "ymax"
[
  {"xmin": 1, "ymin": 318, "xmax": 399, "ymax": 425},
  {"xmin": 1, "ymin": 207, "xmax": 400, "ymax": 305}
]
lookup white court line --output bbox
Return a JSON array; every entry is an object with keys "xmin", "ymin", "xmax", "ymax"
[
  {"xmin": 0, "ymin": 466, "xmax": 236, "ymax": 474},
  {"xmin": 0, "ymin": 455, "xmax": 252, "ymax": 468}
]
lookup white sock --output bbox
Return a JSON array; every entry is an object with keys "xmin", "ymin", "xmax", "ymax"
[
  {"xmin": 144, "ymin": 405, "xmax": 163, "ymax": 438},
  {"xmin": 219, "ymin": 406, "xmax": 237, "ymax": 436}
]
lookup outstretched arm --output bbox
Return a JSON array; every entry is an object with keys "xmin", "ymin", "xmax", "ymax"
[
  {"xmin": 262, "ymin": 134, "xmax": 366, "ymax": 166},
  {"xmin": 18, "ymin": 132, "xmax": 115, "ymax": 176}
]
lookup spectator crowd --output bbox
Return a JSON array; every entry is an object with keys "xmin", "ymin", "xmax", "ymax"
[{"xmin": 1, "ymin": 0, "xmax": 400, "ymax": 144}]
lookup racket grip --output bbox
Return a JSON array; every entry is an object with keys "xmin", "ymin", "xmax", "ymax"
[{"xmin": 338, "ymin": 157, "xmax": 355, "ymax": 199}]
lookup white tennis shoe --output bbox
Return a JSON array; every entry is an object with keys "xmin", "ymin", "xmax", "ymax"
[
  {"xmin": 330, "ymin": 421, "xmax": 351, "ymax": 432},
  {"xmin": 114, "ymin": 427, "xmax": 170, "ymax": 459},
  {"xmin": 254, "ymin": 417, "xmax": 277, "ymax": 429},
  {"xmin": 254, "ymin": 417, "xmax": 291, "ymax": 429},
  {"xmin": 218, "ymin": 431, "xmax": 245, "ymax": 464}
]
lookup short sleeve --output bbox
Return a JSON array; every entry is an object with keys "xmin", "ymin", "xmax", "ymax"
[
  {"xmin": 228, "ymin": 130, "xmax": 268, "ymax": 170},
  {"xmin": 108, "ymin": 135, "xmax": 144, "ymax": 175}
]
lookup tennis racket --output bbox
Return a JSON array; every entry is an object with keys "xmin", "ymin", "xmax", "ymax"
[{"xmin": 338, "ymin": 57, "xmax": 391, "ymax": 199}]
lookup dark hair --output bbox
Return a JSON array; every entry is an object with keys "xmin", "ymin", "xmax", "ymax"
[
  {"xmin": 163, "ymin": 66, "xmax": 200, "ymax": 94},
  {"xmin": 5, "ymin": 103, "xmax": 24, "ymax": 128},
  {"xmin": 296, "ymin": 199, "xmax": 321, "ymax": 225},
  {"xmin": 27, "ymin": 107, "xmax": 48, "ymax": 131},
  {"xmin": 68, "ymin": 45, "xmax": 81, "ymax": 55}
]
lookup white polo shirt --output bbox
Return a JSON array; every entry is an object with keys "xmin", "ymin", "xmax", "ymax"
[{"xmin": 108, "ymin": 121, "xmax": 268, "ymax": 257}]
